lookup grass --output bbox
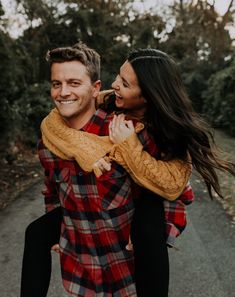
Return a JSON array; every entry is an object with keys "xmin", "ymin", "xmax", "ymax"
[{"xmin": 213, "ymin": 129, "xmax": 235, "ymax": 222}]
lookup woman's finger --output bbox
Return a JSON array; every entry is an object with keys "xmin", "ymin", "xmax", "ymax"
[
  {"xmin": 126, "ymin": 236, "xmax": 133, "ymax": 251},
  {"xmin": 125, "ymin": 120, "xmax": 134, "ymax": 132},
  {"xmin": 116, "ymin": 114, "xmax": 125, "ymax": 127},
  {"xmin": 94, "ymin": 158, "xmax": 111, "ymax": 172},
  {"xmin": 99, "ymin": 158, "xmax": 111, "ymax": 171},
  {"xmin": 112, "ymin": 115, "xmax": 117, "ymax": 129}
]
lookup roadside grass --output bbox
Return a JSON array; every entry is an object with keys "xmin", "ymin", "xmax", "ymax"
[{"xmin": 214, "ymin": 129, "xmax": 235, "ymax": 222}]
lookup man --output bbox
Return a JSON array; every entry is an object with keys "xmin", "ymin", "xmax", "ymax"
[
  {"xmin": 21, "ymin": 42, "xmax": 192, "ymax": 297},
  {"xmin": 38, "ymin": 42, "xmax": 137, "ymax": 296}
]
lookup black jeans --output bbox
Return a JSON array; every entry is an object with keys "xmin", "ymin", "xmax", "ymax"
[
  {"xmin": 131, "ymin": 191, "xmax": 169, "ymax": 297},
  {"xmin": 20, "ymin": 207, "xmax": 62, "ymax": 297}
]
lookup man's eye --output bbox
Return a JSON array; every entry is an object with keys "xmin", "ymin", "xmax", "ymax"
[
  {"xmin": 52, "ymin": 82, "xmax": 60, "ymax": 88},
  {"xmin": 70, "ymin": 81, "xmax": 80, "ymax": 87},
  {"xmin": 123, "ymin": 81, "xmax": 128, "ymax": 88}
]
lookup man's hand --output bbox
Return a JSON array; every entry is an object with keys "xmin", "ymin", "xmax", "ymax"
[
  {"xmin": 51, "ymin": 244, "xmax": 60, "ymax": 254},
  {"xmin": 109, "ymin": 114, "xmax": 135, "ymax": 144}
]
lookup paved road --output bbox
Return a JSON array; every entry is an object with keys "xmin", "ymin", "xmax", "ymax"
[{"xmin": 0, "ymin": 181, "xmax": 235, "ymax": 297}]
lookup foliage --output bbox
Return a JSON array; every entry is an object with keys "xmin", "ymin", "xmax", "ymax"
[
  {"xmin": 14, "ymin": 82, "xmax": 52, "ymax": 146},
  {"xmin": 0, "ymin": 0, "xmax": 234, "ymax": 151},
  {"xmin": 0, "ymin": 30, "xmax": 25, "ymax": 146},
  {"xmin": 202, "ymin": 61, "xmax": 235, "ymax": 136},
  {"xmin": 162, "ymin": 0, "xmax": 234, "ymax": 112}
]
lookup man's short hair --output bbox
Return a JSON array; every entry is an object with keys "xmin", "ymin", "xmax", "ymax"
[{"xmin": 46, "ymin": 42, "xmax": 100, "ymax": 82}]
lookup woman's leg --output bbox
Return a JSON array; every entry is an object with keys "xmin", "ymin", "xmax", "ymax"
[
  {"xmin": 131, "ymin": 192, "xmax": 169, "ymax": 297},
  {"xmin": 20, "ymin": 207, "xmax": 62, "ymax": 297}
]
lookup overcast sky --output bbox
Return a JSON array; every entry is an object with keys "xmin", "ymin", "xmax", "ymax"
[
  {"xmin": 1, "ymin": 0, "xmax": 235, "ymax": 38},
  {"xmin": 133, "ymin": 0, "xmax": 234, "ymax": 15}
]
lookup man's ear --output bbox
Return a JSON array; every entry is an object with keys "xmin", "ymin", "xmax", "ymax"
[{"xmin": 93, "ymin": 80, "xmax": 101, "ymax": 98}]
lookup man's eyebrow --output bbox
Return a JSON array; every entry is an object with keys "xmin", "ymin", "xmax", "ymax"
[
  {"xmin": 67, "ymin": 78, "xmax": 83, "ymax": 82},
  {"xmin": 51, "ymin": 78, "xmax": 83, "ymax": 82}
]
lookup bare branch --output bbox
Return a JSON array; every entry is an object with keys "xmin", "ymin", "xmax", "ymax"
[{"xmin": 222, "ymin": 0, "xmax": 234, "ymax": 24}]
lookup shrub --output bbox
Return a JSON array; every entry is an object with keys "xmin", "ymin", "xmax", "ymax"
[
  {"xmin": 14, "ymin": 81, "xmax": 52, "ymax": 146},
  {"xmin": 202, "ymin": 61, "xmax": 235, "ymax": 136}
]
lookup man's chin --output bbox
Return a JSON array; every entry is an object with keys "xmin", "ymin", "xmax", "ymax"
[{"xmin": 57, "ymin": 109, "xmax": 77, "ymax": 120}]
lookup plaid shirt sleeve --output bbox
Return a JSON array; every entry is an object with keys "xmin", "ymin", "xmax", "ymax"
[
  {"xmin": 164, "ymin": 182, "xmax": 194, "ymax": 247},
  {"xmin": 137, "ymin": 128, "xmax": 195, "ymax": 247},
  {"xmin": 38, "ymin": 140, "xmax": 61, "ymax": 212}
]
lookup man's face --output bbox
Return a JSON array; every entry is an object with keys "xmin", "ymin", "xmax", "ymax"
[{"xmin": 51, "ymin": 61, "xmax": 100, "ymax": 129}]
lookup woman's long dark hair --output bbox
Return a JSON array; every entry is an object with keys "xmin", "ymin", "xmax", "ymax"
[{"xmin": 127, "ymin": 48, "xmax": 235, "ymax": 199}]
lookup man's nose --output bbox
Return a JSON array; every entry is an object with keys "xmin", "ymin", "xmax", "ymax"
[{"xmin": 60, "ymin": 84, "xmax": 71, "ymax": 97}]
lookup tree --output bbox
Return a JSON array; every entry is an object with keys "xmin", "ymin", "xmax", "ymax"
[
  {"xmin": 202, "ymin": 60, "xmax": 235, "ymax": 135},
  {"xmin": 160, "ymin": 0, "xmax": 235, "ymax": 111},
  {"xmin": 16, "ymin": 0, "xmax": 166, "ymax": 87},
  {"xmin": 1, "ymin": 0, "xmax": 234, "ymax": 151}
]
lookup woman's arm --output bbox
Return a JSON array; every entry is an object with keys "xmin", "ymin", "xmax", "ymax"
[
  {"xmin": 108, "ymin": 115, "xmax": 192, "ymax": 200},
  {"xmin": 41, "ymin": 108, "xmax": 191, "ymax": 201}
]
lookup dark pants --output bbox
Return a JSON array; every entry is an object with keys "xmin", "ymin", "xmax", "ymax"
[
  {"xmin": 131, "ymin": 192, "xmax": 169, "ymax": 297},
  {"xmin": 20, "ymin": 207, "xmax": 62, "ymax": 297},
  {"xmin": 20, "ymin": 195, "xmax": 169, "ymax": 297}
]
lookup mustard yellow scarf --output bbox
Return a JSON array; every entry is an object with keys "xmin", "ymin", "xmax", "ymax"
[{"xmin": 41, "ymin": 108, "xmax": 143, "ymax": 177}]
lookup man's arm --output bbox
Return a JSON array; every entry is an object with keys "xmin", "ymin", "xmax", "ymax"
[{"xmin": 38, "ymin": 140, "xmax": 60, "ymax": 212}]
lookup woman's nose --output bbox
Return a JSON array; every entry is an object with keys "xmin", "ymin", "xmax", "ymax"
[{"xmin": 111, "ymin": 76, "xmax": 119, "ymax": 90}]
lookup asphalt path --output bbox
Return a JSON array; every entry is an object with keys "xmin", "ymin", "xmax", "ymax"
[{"xmin": 0, "ymin": 180, "xmax": 235, "ymax": 297}]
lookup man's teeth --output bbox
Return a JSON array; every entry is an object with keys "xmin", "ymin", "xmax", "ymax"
[{"xmin": 59, "ymin": 100, "xmax": 76, "ymax": 104}]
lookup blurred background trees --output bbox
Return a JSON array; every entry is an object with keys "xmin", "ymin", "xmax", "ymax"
[{"xmin": 0, "ymin": 0, "xmax": 234, "ymax": 154}]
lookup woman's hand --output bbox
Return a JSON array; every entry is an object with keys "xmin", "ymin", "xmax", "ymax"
[
  {"xmin": 51, "ymin": 244, "xmax": 60, "ymax": 254},
  {"xmin": 126, "ymin": 236, "xmax": 133, "ymax": 251},
  {"xmin": 109, "ymin": 114, "xmax": 135, "ymax": 144},
  {"xmin": 93, "ymin": 157, "xmax": 111, "ymax": 174}
]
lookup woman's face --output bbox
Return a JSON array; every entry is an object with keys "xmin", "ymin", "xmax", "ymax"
[{"xmin": 111, "ymin": 61, "xmax": 146, "ymax": 116}]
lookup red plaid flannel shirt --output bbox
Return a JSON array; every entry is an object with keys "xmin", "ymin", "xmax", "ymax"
[{"xmin": 38, "ymin": 109, "xmax": 194, "ymax": 296}]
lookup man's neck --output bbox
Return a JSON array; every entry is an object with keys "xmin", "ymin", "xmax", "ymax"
[{"xmin": 64, "ymin": 107, "xmax": 96, "ymax": 130}]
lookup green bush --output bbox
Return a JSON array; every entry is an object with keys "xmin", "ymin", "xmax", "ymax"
[
  {"xmin": 183, "ymin": 70, "xmax": 207, "ymax": 112},
  {"xmin": 202, "ymin": 61, "xmax": 235, "ymax": 136},
  {"xmin": 14, "ymin": 81, "xmax": 52, "ymax": 146}
]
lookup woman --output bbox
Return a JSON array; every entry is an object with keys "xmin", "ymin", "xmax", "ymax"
[
  {"xmin": 21, "ymin": 48, "xmax": 235, "ymax": 297},
  {"xmin": 118, "ymin": 48, "xmax": 234, "ymax": 200},
  {"xmin": 95, "ymin": 48, "xmax": 235, "ymax": 296}
]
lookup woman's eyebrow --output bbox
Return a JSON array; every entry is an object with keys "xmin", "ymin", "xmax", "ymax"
[{"xmin": 121, "ymin": 76, "xmax": 130, "ymax": 86}]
